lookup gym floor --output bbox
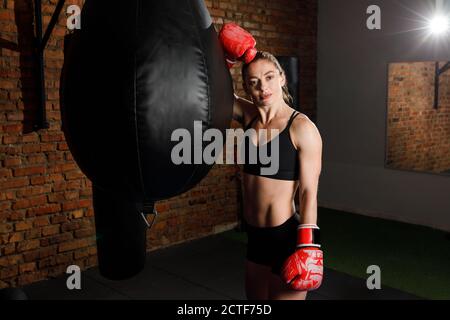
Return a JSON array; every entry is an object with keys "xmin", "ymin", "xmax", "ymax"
[{"xmin": 22, "ymin": 207, "xmax": 449, "ymax": 300}]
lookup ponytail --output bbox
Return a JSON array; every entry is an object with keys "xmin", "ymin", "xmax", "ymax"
[{"xmin": 282, "ymin": 84, "xmax": 294, "ymax": 108}]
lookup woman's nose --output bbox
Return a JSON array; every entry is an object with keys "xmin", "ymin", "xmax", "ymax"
[{"xmin": 260, "ymin": 80, "xmax": 268, "ymax": 91}]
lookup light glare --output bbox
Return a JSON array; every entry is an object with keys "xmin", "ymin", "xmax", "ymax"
[{"xmin": 429, "ymin": 15, "xmax": 449, "ymax": 35}]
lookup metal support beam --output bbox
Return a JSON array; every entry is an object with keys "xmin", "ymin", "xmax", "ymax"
[
  {"xmin": 33, "ymin": 0, "xmax": 66, "ymax": 131},
  {"xmin": 434, "ymin": 61, "xmax": 450, "ymax": 109}
]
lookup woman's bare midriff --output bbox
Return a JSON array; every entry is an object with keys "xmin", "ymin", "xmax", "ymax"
[{"xmin": 242, "ymin": 173, "xmax": 299, "ymax": 227}]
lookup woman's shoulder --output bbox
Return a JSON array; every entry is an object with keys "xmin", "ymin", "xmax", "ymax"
[
  {"xmin": 291, "ymin": 109, "xmax": 308, "ymax": 120},
  {"xmin": 240, "ymin": 101, "xmax": 258, "ymax": 129},
  {"xmin": 243, "ymin": 109, "xmax": 259, "ymax": 127},
  {"xmin": 233, "ymin": 94, "xmax": 257, "ymax": 128},
  {"xmin": 289, "ymin": 112, "xmax": 322, "ymax": 149},
  {"xmin": 291, "ymin": 111, "xmax": 313, "ymax": 128}
]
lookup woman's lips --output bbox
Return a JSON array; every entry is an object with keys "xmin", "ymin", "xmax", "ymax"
[{"xmin": 261, "ymin": 93, "xmax": 272, "ymax": 100}]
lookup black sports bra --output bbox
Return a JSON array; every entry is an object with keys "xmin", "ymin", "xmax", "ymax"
[{"xmin": 242, "ymin": 111, "xmax": 300, "ymax": 181}]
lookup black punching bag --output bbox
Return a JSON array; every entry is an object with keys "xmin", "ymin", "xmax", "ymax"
[
  {"xmin": 276, "ymin": 56, "xmax": 299, "ymax": 109},
  {"xmin": 61, "ymin": 0, "xmax": 233, "ymax": 280}
]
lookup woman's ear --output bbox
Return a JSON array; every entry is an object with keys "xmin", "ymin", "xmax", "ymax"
[{"xmin": 280, "ymin": 71, "xmax": 286, "ymax": 87}]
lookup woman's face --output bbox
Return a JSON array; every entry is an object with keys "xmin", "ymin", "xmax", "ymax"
[{"xmin": 244, "ymin": 59, "xmax": 285, "ymax": 107}]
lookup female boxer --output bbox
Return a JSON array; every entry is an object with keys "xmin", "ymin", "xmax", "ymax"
[{"xmin": 232, "ymin": 51, "xmax": 323, "ymax": 300}]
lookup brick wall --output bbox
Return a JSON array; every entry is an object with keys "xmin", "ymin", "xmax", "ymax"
[
  {"xmin": 0, "ymin": 0, "xmax": 317, "ymax": 288},
  {"xmin": 223, "ymin": 0, "xmax": 318, "ymax": 119},
  {"xmin": 387, "ymin": 62, "xmax": 450, "ymax": 173}
]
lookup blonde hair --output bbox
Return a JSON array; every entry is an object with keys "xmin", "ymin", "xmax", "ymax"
[{"xmin": 241, "ymin": 51, "xmax": 294, "ymax": 108}]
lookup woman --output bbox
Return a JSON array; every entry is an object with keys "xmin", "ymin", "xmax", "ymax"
[{"xmin": 232, "ymin": 51, "xmax": 323, "ymax": 300}]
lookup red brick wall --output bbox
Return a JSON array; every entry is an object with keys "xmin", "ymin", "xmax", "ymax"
[
  {"xmin": 387, "ymin": 62, "xmax": 450, "ymax": 173},
  {"xmin": 0, "ymin": 0, "xmax": 317, "ymax": 288},
  {"xmin": 222, "ymin": 0, "xmax": 318, "ymax": 119}
]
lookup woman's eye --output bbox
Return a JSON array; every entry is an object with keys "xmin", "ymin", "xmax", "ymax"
[{"xmin": 266, "ymin": 76, "xmax": 273, "ymax": 81}]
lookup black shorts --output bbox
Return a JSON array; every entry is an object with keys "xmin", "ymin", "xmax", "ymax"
[{"xmin": 244, "ymin": 213, "xmax": 299, "ymax": 275}]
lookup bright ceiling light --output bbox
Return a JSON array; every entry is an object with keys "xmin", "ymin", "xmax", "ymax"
[{"xmin": 429, "ymin": 15, "xmax": 449, "ymax": 35}]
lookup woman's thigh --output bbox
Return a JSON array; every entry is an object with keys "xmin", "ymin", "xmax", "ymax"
[
  {"xmin": 268, "ymin": 273, "xmax": 308, "ymax": 300},
  {"xmin": 245, "ymin": 259, "xmax": 272, "ymax": 300}
]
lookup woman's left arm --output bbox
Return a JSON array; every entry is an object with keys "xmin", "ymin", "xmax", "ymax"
[
  {"xmin": 292, "ymin": 117, "xmax": 323, "ymax": 225},
  {"xmin": 281, "ymin": 118, "xmax": 324, "ymax": 291}
]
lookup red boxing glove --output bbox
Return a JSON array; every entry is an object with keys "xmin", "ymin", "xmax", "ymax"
[
  {"xmin": 281, "ymin": 224, "xmax": 324, "ymax": 291},
  {"xmin": 218, "ymin": 22, "xmax": 257, "ymax": 68}
]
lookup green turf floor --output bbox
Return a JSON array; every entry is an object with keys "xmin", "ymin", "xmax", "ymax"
[{"xmin": 224, "ymin": 207, "xmax": 450, "ymax": 300}]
